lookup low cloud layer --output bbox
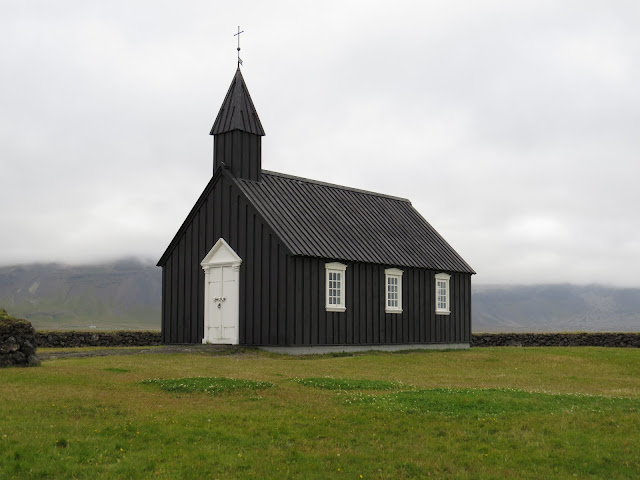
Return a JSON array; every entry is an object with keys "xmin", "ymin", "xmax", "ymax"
[{"xmin": 2, "ymin": 1, "xmax": 639, "ymax": 286}]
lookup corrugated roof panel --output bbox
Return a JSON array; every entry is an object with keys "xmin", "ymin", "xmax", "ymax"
[{"xmin": 233, "ymin": 171, "xmax": 475, "ymax": 274}]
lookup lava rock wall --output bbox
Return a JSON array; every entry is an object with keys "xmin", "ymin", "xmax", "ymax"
[
  {"xmin": 35, "ymin": 331, "xmax": 162, "ymax": 348},
  {"xmin": 0, "ymin": 310, "xmax": 40, "ymax": 367},
  {"xmin": 471, "ymin": 332, "xmax": 640, "ymax": 347}
]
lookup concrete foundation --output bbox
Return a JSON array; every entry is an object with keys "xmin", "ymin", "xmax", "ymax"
[{"xmin": 260, "ymin": 343, "xmax": 470, "ymax": 355}]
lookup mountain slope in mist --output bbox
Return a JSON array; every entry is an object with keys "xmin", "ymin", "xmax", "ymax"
[{"xmin": 0, "ymin": 259, "xmax": 161, "ymax": 330}]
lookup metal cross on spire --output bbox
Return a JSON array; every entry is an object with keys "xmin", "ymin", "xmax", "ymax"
[{"xmin": 234, "ymin": 26, "xmax": 244, "ymax": 67}]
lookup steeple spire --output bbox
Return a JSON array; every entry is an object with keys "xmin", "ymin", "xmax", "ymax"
[
  {"xmin": 210, "ymin": 68, "xmax": 265, "ymax": 181},
  {"xmin": 210, "ymin": 68, "xmax": 265, "ymax": 136}
]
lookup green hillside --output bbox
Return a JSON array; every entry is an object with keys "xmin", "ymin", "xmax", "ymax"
[
  {"xmin": 473, "ymin": 284, "xmax": 640, "ymax": 332},
  {"xmin": 0, "ymin": 259, "xmax": 160, "ymax": 331}
]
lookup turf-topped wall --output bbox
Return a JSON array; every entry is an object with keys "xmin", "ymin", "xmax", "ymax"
[
  {"xmin": 472, "ymin": 332, "xmax": 640, "ymax": 348},
  {"xmin": 0, "ymin": 309, "xmax": 40, "ymax": 367},
  {"xmin": 35, "ymin": 331, "xmax": 162, "ymax": 348}
]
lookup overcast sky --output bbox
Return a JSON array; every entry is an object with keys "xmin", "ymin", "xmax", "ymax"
[{"xmin": 1, "ymin": 1, "xmax": 639, "ymax": 287}]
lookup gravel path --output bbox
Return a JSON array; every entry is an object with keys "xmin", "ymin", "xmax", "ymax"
[{"xmin": 39, "ymin": 344, "xmax": 247, "ymax": 360}]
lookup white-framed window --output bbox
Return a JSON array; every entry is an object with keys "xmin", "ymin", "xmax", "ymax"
[
  {"xmin": 325, "ymin": 262, "xmax": 347, "ymax": 312},
  {"xmin": 435, "ymin": 273, "xmax": 451, "ymax": 315},
  {"xmin": 384, "ymin": 268, "xmax": 403, "ymax": 314}
]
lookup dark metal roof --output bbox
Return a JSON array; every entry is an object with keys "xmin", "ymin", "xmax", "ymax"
[
  {"xmin": 210, "ymin": 68, "xmax": 265, "ymax": 136},
  {"xmin": 231, "ymin": 171, "xmax": 475, "ymax": 273}
]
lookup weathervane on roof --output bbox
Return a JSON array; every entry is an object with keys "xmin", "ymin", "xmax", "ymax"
[{"xmin": 235, "ymin": 26, "xmax": 244, "ymax": 67}]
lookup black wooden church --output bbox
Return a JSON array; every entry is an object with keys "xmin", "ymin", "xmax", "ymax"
[{"xmin": 157, "ymin": 67, "xmax": 475, "ymax": 351}]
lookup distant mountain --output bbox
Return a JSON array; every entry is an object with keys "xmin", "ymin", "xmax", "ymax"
[
  {"xmin": 473, "ymin": 284, "xmax": 640, "ymax": 332},
  {"xmin": 0, "ymin": 259, "xmax": 161, "ymax": 331},
  {"xmin": 1, "ymin": 260, "xmax": 639, "ymax": 332}
]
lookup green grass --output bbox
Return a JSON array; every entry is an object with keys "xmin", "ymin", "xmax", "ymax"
[
  {"xmin": 141, "ymin": 377, "xmax": 273, "ymax": 394},
  {"xmin": 103, "ymin": 368, "xmax": 131, "ymax": 374},
  {"xmin": 346, "ymin": 387, "xmax": 639, "ymax": 415},
  {"xmin": 1, "ymin": 347, "xmax": 639, "ymax": 479},
  {"xmin": 292, "ymin": 377, "xmax": 409, "ymax": 390}
]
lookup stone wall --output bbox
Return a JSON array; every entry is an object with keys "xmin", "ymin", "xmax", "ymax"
[
  {"xmin": 471, "ymin": 333, "xmax": 640, "ymax": 348},
  {"xmin": 0, "ymin": 310, "xmax": 40, "ymax": 367},
  {"xmin": 35, "ymin": 331, "xmax": 162, "ymax": 348},
  {"xmin": 19, "ymin": 330, "xmax": 640, "ymax": 349}
]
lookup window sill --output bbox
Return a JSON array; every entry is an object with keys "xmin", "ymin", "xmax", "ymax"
[
  {"xmin": 385, "ymin": 308, "xmax": 403, "ymax": 314},
  {"xmin": 436, "ymin": 310, "xmax": 450, "ymax": 316},
  {"xmin": 326, "ymin": 306, "xmax": 346, "ymax": 313}
]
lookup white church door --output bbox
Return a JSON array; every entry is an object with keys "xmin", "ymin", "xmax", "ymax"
[{"xmin": 201, "ymin": 238, "xmax": 242, "ymax": 345}]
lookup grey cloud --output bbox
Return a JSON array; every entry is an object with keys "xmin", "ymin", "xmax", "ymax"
[{"xmin": 1, "ymin": 0, "xmax": 639, "ymax": 287}]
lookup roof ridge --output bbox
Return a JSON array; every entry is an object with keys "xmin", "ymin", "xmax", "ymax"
[{"xmin": 260, "ymin": 170, "xmax": 411, "ymax": 203}]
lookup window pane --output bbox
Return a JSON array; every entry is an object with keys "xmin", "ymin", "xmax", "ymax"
[
  {"xmin": 328, "ymin": 270, "xmax": 342, "ymax": 306},
  {"xmin": 436, "ymin": 278, "xmax": 448, "ymax": 311},
  {"xmin": 387, "ymin": 275, "xmax": 400, "ymax": 308}
]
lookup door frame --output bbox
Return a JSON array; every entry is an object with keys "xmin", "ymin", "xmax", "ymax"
[{"xmin": 200, "ymin": 238, "xmax": 242, "ymax": 345}]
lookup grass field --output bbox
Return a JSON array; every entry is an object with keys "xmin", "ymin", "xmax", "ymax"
[{"xmin": 1, "ymin": 347, "xmax": 639, "ymax": 479}]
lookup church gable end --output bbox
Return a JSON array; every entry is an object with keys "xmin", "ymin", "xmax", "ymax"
[{"xmin": 159, "ymin": 169, "xmax": 294, "ymax": 344}]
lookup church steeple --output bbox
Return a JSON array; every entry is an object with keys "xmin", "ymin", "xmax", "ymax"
[{"xmin": 210, "ymin": 68, "xmax": 265, "ymax": 181}]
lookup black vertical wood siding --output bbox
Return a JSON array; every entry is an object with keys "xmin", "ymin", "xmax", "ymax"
[
  {"xmin": 213, "ymin": 132, "xmax": 261, "ymax": 181},
  {"xmin": 282, "ymin": 259, "xmax": 471, "ymax": 346}
]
